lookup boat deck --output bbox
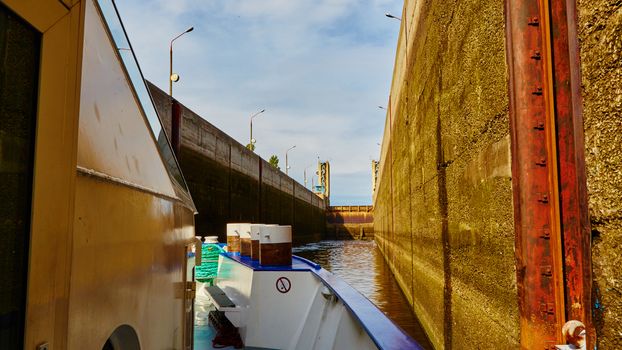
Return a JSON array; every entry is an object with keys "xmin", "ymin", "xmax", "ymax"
[
  {"xmin": 193, "ymin": 253, "xmax": 423, "ymax": 350},
  {"xmin": 194, "ymin": 300, "xmax": 276, "ymax": 350}
]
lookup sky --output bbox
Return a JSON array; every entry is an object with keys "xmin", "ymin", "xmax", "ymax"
[{"xmin": 115, "ymin": 0, "xmax": 403, "ymax": 205}]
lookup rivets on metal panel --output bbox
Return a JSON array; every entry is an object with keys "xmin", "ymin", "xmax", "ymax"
[
  {"xmin": 538, "ymin": 194, "xmax": 549, "ymax": 203},
  {"xmin": 536, "ymin": 158, "xmax": 547, "ymax": 166},
  {"xmin": 534, "ymin": 121, "xmax": 546, "ymax": 130},
  {"xmin": 540, "ymin": 265, "xmax": 553, "ymax": 277},
  {"xmin": 540, "ymin": 229, "xmax": 551, "ymax": 239},
  {"xmin": 540, "ymin": 303, "xmax": 555, "ymax": 317},
  {"xmin": 533, "ymin": 87, "xmax": 544, "ymax": 95},
  {"xmin": 530, "ymin": 50, "xmax": 542, "ymax": 60},
  {"xmin": 528, "ymin": 17, "xmax": 540, "ymax": 26},
  {"xmin": 538, "ymin": 193, "xmax": 549, "ymax": 203}
]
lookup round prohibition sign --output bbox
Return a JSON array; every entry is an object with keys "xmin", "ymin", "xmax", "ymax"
[{"xmin": 275, "ymin": 277, "xmax": 291, "ymax": 293}]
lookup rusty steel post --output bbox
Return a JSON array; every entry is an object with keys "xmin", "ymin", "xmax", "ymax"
[
  {"xmin": 506, "ymin": 0, "xmax": 594, "ymax": 348},
  {"xmin": 505, "ymin": 0, "xmax": 565, "ymax": 347},
  {"xmin": 548, "ymin": 0, "xmax": 594, "ymax": 346}
]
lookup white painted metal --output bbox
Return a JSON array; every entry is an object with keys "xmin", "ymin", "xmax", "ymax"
[
  {"xmin": 259, "ymin": 225, "xmax": 292, "ymax": 244},
  {"xmin": 250, "ymin": 224, "xmax": 265, "ymax": 241},
  {"xmin": 226, "ymin": 223, "xmax": 240, "ymax": 238},
  {"xmin": 199, "ymin": 255, "xmax": 378, "ymax": 350},
  {"xmin": 238, "ymin": 223, "xmax": 252, "ymax": 239}
]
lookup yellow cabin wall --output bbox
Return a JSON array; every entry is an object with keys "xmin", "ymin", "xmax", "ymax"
[
  {"xmin": 0, "ymin": 0, "xmax": 85, "ymax": 348},
  {"xmin": 1, "ymin": 0, "xmax": 196, "ymax": 348},
  {"xmin": 68, "ymin": 176, "xmax": 194, "ymax": 349}
]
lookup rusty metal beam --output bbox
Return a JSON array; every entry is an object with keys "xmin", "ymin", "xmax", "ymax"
[
  {"xmin": 548, "ymin": 0, "xmax": 595, "ymax": 347},
  {"xmin": 505, "ymin": 0, "xmax": 565, "ymax": 347},
  {"xmin": 506, "ymin": 0, "xmax": 594, "ymax": 348}
]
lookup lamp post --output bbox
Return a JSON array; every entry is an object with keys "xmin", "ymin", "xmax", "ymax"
[
  {"xmin": 385, "ymin": 12, "xmax": 407, "ymax": 58},
  {"xmin": 384, "ymin": 12, "xmax": 401, "ymax": 21},
  {"xmin": 169, "ymin": 26, "xmax": 194, "ymax": 97},
  {"xmin": 249, "ymin": 109, "xmax": 266, "ymax": 150},
  {"xmin": 304, "ymin": 164, "xmax": 313, "ymax": 188},
  {"xmin": 285, "ymin": 145, "xmax": 296, "ymax": 175}
]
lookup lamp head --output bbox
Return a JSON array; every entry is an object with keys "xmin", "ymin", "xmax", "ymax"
[
  {"xmin": 170, "ymin": 73, "xmax": 180, "ymax": 82},
  {"xmin": 185, "ymin": 27, "xmax": 194, "ymax": 33}
]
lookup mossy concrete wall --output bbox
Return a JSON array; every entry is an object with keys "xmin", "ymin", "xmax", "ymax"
[
  {"xmin": 376, "ymin": 0, "xmax": 621, "ymax": 348},
  {"xmin": 577, "ymin": 0, "xmax": 622, "ymax": 347},
  {"xmin": 373, "ymin": 0, "xmax": 518, "ymax": 348},
  {"xmin": 148, "ymin": 82, "xmax": 326, "ymax": 243}
]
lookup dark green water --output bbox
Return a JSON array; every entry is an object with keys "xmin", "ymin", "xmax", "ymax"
[{"xmin": 293, "ymin": 240, "xmax": 433, "ymax": 349}]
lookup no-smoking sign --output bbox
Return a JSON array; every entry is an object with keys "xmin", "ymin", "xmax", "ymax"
[{"xmin": 276, "ymin": 277, "xmax": 291, "ymax": 293}]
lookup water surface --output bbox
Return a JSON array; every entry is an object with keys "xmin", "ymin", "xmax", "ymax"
[{"xmin": 293, "ymin": 240, "xmax": 433, "ymax": 349}]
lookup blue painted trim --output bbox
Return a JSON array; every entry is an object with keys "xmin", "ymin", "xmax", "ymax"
[
  {"xmin": 309, "ymin": 268, "xmax": 424, "ymax": 350},
  {"xmin": 292, "ymin": 255, "xmax": 322, "ymax": 270},
  {"xmin": 220, "ymin": 253, "xmax": 315, "ymax": 272}
]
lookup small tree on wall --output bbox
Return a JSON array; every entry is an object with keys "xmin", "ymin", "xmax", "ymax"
[{"xmin": 269, "ymin": 155, "xmax": 280, "ymax": 169}]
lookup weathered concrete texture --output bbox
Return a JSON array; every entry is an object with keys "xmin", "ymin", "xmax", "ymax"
[
  {"xmin": 326, "ymin": 206, "xmax": 374, "ymax": 239},
  {"xmin": 148, "ymin": 83, "xmax": 326, "ymax": 243},
  {"xmin": 374, "ymin": 0, "xmax": 518, "ymax": 348},
  {"xmin": 577, "ymin": 0, "xmax": 622, "ymax": 347}
]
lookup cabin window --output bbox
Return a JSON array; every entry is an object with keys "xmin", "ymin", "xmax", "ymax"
[{"xmin": 0, "ymin": 3, "xmax": 40, "ymax": 348}]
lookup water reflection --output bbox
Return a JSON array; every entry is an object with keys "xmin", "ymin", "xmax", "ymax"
[{"xmin": 293, "ymin": 240, "xmax": 433, "ymax": 349}]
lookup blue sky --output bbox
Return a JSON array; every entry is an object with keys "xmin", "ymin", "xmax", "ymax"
[{"xmin": 116, "ymin": 0, "xmax": 402, "ymax": 205}]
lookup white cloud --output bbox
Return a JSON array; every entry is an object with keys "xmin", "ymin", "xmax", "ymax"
[{"xmin": 115, "ymin": 0, "xmax": 403, "ymax": 204}]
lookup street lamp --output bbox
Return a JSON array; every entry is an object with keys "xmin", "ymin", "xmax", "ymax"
[
  {"xmin": 169, "ymin": 26, "xmax": 194, "ymax": 97},
  {"xmin": 378, "ymin": 105, "xmax": 387, "ymax": 110},
  {"xmin": 385, "ymin": 12, "xmax": 401, "ymax": 21},
  {"xmin": 249, "ymin": 109, "xmax": 266, "ymax": 150},
  {"xmin": 385, "ymin": 11, "xmax": 408, "ymax": 58},
  {"xmin": 285, "ymin": 145, "xmax": 296, "ymax": 175}
]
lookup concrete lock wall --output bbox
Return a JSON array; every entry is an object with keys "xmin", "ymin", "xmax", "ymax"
[
  {"xmin": 578, "ymin": 0, "xmax": 622, "ymax": 347},
  {"xmin": 374, "ymin": 0, "xmax": 621, "ymax": 348},
  {"xmin": 373, "ymin": 0, "xmax": 518, "ymax": 348},
  {"xmin": 148, "ymin": 82, "xmax": 326, "ymax": 243}
]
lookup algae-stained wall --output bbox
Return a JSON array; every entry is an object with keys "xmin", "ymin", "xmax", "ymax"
[
  {"xmin": 373, "ymin": 0, "xmax": 518, "ymax": 348},
  {"xmin": 148, "ymin": 83, "xmax": 326, "ymax": 243},
  {"xmin": 577, "ymin": 0, "xmax": 622, "ymax": 347}
]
